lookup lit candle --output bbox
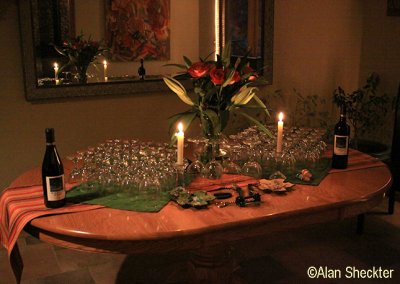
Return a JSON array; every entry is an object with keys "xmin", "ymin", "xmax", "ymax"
[
  {"xmin": 276, "ymin": 112, "xmax": 284, "ymax": 153},
  {"xmin": 103, "ymin": 60, "xmax": 108, "ymax": 82},
  {"xmin": 53, "ymin": 63, "xmax": 60, "ymax": 85},
  {"xmin": 176, "ymin": 122, "xmax": 184, "ymax": 165},
  {"xmin": 54, "ymin": 62, "xmax": 59, "ymax": 79}
]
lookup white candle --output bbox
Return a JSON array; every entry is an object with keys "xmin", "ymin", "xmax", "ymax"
[
  {"xmin": 176, "ymin": 122, "xmax": 184, "ymax": 165},
  {"xmin": 103, "ymin": 60, "xmax": 108, "ymax": 82},
  {"xmin": 276, "ymin": 112, "xmax": 284, "ymax": 153},
  {"xmin": 53, "ymin": 62, "xmax": 59, "ymax": 80}
]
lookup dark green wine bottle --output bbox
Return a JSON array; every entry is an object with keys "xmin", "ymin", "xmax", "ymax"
[
  {"xmin": 332, "ymin": 105, "xmax": 350, "ymax": 169},
  {"xmin": 42, "ymin": 128, "xmax": 66, "ymax": 208}
]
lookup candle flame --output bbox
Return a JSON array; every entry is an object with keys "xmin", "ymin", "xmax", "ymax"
[
  {"xmin": 53, "ymin": 62, "xmax": 58, "ymax": 69},
  {"xmin": 178, "ymin": 122, "xmax": 183, "ymax": 132},
  {"xmin": 103, "ymin": 60, "xmax": 107, "ymax": 65},
  {"xmin": 278, "ymin": 112, "xmax": 284, "ymax": 121}
]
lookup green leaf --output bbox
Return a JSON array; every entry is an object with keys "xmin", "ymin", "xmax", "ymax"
[
  {"xmin": 183, "ymin": 56, "xmax": 192, "ymax": 68},
  {"xmin": 235, "ymin": 111, "xmax": 273, "ymax": 138},
  {"xmin": 201, "ymin": 50, "xmax": 215, "ymax": 62},
  {"xmin": 221, "ymin": 69, "xmax": 236, "ymax": 89},
  {"xmin": 53, "ymin": 45, "xmax": 66, "ymax": 56},
  {"xmin": 163, "ymin": 63, "xmax": 188, "ymax": 69},
  {"xmin": 163, "ymin": 76, "xmax": 194, "ymax": 106},
  {"xmin": 230, "ymin": 86, "xmax": 258, "ymax": 106},
  {"xmin": 252, "ymin": 95, "xmax": 270, "ymax": 117},
  {"xmin": 202, "ymin": 109, "xmax": 221, "ymax": 133},
  {"xmin": 222, "ymin": 42, "xmax": 231, "ymax": 68}
]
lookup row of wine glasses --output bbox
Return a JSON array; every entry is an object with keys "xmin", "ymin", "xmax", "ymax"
[
  {"xmin": 66, "ymin": 139, "xmax": 182, "ymax": 204},
  {"xmin": 185, "ymin": 125, "xmax": 328, "ymax": 180},
  {"xmin": 66, "ymin": 125, "xmax": 327, "ymax": 196}
]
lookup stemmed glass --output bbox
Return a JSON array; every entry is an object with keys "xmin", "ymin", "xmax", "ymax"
[
  {"xmin": 203, "ymin": 139, "xmax": 223, "ymax": 179},
  {"xmin": 241, "ymin": 138, "xmax": 262, "ymax": 178},
  {"xmin": 186, "ymin": 137, "xmax": 206, "ymax": 178},
  {"xmin": 223, "ymin": 146, "xmax": 242, "ymax": 174},
  {"xmin": 138, "ymin": 171, "xmax": 162, "ymax": 207},
  {"xmin": 66, "ymin": 153, "xmax": 82, "ymax": 183}
]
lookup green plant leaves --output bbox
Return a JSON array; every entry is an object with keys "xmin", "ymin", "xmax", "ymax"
[
  {"xmin": 163, "ymin": 76, "xmax": 194, "ymax": 106},
  {"xmin": 221, "ymin": 42, "xmax": 231, "ymax": 68},
  {"xmin": 235, "ymin": 111, "xmax": 273, "ymax": 138},
  {"xmin": 183, "ymin": 56, "xmax": 192, "ymax": 68},
  {"xmin": 230, "ymin": 86, "xmax": 258, "ymax": 107},
  {"xmin": 202, "ymin": 109, "xmax": 221, "ymax": 134}
]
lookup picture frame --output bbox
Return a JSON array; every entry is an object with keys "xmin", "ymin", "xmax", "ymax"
[{"xmin": 105, "ymin": 0, "xmax": 170, "ymax": 62}]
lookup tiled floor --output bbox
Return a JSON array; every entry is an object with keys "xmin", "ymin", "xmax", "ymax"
[{"xmin": 1, "ymin": 199, "xmax": 400, "ymax": 284}]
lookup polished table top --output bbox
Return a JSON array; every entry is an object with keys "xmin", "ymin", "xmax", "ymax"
[{"xmin": 12, "ymin": 150, "xmax": 392, "ymax": 255}]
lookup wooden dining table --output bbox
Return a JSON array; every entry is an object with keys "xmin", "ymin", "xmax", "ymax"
[{"xmin": 5, "ymin": 150, "xmax": 393, "ymax": 283}]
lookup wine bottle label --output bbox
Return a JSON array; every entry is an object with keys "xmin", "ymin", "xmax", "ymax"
[
  {"xmin": 45, "ymin": 175, "xmax": 65, "ymax": 201},
  {"xmin": 334, "ymin": 135, "xmax": 349, "ymax": 155}
]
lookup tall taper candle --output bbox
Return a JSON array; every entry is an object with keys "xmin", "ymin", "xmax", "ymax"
[
  {"xmin": 103, "ymin": 60, "xmax": 108, "ymax": 82},
  {"xmin": 53, "ymin": 63, "xmax": 60, "ymax": 85},
  {"xmin": 277, "ymin": 112, "xmax": 284, "ymax": 153},
  {"xmin": 176, "ymin": 122, "xmax": 184, "ymax": 165}
]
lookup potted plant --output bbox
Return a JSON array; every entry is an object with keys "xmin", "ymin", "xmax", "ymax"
[{"xmin": 333, "ymin": 73, "xmax": 395, "ymax": 158}]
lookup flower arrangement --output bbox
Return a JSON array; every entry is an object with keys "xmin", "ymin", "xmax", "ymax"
[
  {"xmin": 54, "ymin": 34, "xmax": 107, "ymax": 83},
  {"xmin": 163, "ymin": 43, "xmax": 270, "ymax": 142}
]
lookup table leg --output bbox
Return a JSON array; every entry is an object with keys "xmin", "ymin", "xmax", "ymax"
[{"xmin": 188, "ymin": 244, "xmax": 242, "ymax": 284}]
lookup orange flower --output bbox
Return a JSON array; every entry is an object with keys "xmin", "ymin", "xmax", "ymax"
[
  {"xmin": 187, "ymin": 62, "xmax": 212, "ymax": 78},
  {"xmin": 210, "ymin": 68, "xmax": 225, "ymax": 85}
]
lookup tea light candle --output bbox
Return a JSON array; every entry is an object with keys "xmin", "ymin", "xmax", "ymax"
[
  {"xmin": 277, "ymin": 112, "xmax": 284, "ymax": 153},
  {"xmin": 103, "ymin": 60, "xmax": 108, "ymax": 82},
  {"xmin": 176, "ymin": 122, "xmax": 184, "ymax": 165}
]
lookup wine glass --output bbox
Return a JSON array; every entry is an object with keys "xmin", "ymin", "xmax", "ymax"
[
  {"xmin": 138, "ymin": 172, "xmax": 162, "ymax": 207},
  {"xmin": 222, "ymin": 145, "xmax": 242, "ymax": 174},
  {"xmin": 186, "ymin": 137, "xmax": 206, "ymax": 178},
  {"xmin": 241, "ymin": 138, "xmax": 262, "ymax": 178},
  {"xmin": 66, "ymin": 153, "xmax": 81, "ymax": 183},
  {"xmin": 203, "ymin": 139, "xmax": 223, "ymax": 179}
]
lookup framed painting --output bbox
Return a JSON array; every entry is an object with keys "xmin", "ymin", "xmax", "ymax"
[
  {"xmin": 388, "ymin": 0, "xmax": 400, "ymax": 16},
  {"xmin": 105, "ymin": 0, "xmax": 170, "ymax": 62}
]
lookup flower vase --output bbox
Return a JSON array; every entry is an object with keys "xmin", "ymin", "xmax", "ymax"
[
  {"xmin": 200, "ymin": 114, "xmax": 221, "ymax": 165},
  {"xmin": 76, "ymin": 65, "xmax": 89, "ymax": 84}
]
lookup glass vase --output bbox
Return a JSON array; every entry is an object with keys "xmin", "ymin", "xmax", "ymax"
[
  {"xmin": 76, "ymin": 64, "xmax": 89, "ymax": 84},
  {"xmin": 200, "ymin": 113, "xmax": 221, "ymax": 164}
]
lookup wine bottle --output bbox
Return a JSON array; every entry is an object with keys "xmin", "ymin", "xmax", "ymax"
[
  {"xmin": 42, "ymin": 128, "xmax": 66, "ymax": 208},
  {"xmin": 332, "ymin": 104, "xmax": 350, "ymax": 169}
]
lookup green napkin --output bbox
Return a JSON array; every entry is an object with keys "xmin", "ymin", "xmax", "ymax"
[
  {"xmin": 67, "ymin": 182, "xmax": 171, "ymax": 212},
  {"xmin": 263, "ymin": 157, "xmax": 332, "ymax": 186}
]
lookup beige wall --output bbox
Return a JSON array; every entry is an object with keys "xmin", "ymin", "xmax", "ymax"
[{"xmin": 1, "ymin": 0, "xmax": 400, "ymax": 190}]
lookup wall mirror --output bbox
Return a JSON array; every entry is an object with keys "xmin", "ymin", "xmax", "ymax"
[
  {"xmin": 219, "ymin": 0, "xmax": 273, "ymax": 83},
  {"xmin": 18, "ymin": 0, "xmax": 273, "ymax": 101}
]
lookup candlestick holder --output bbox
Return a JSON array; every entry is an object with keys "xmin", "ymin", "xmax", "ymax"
[
  {"xmin": 268, "ymin": 153, "xmax": 287, "ymax": 180},
  {"xmin": 175, "ymin": 163, "xmax": 186, "ymax": 188}
]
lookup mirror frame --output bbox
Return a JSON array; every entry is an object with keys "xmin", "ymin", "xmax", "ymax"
[
  {"xmin": 18, "ymin": 0, "xmax": 273, "ymax": 102},
  {"xmin": 18, "ymin": 0, "xmax": 180, "ymax": 101}
]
